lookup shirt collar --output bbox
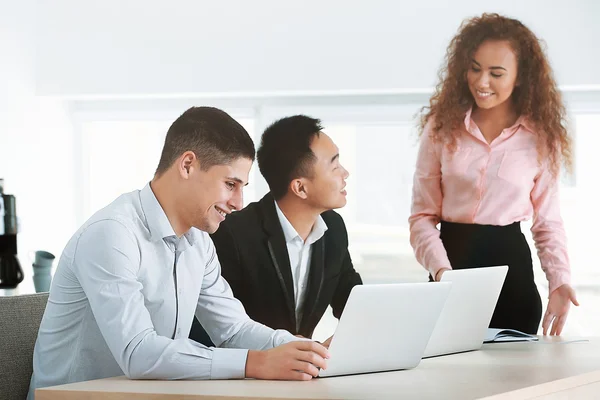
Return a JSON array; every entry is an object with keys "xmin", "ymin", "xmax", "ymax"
[
  {"xmin": 140, "ymin": 183, "xmax": 197, "ymax": 246},
  {"xmin": 514, "ymin": 114, "xmax": 535, "ymax": 133},
  {"xmin": 274, "ymin": 200, "xmax": 328, "ymax": 245},
  {"xmin": 308, "ymin": 215, "xmax": 328, "ymax": 245},
  {"xmin": 463, "ymin": 107, "xmax": 475, "ymax": 133},
  {"xmin": 464, "ymin": 107, "xmax": 534, "ymax": 138}
]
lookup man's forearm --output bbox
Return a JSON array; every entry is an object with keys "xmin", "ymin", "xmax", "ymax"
[{"xmin": 220, "ymin": 319, "xmax": 297, "ymax": 350}]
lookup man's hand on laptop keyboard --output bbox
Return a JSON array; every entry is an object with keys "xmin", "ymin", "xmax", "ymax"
[{"xmin": 245, "ymin": 341, "xmax": 330, "ymax": 380}]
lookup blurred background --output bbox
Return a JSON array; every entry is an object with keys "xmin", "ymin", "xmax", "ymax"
[{"xmin": 1, "ymin": 0, "xmax": 598, "ymax": 338}]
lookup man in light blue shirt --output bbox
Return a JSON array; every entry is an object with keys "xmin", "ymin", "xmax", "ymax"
[{"xmin": 28, "ymin": 107, "xmax": 329, "ymax": 398}]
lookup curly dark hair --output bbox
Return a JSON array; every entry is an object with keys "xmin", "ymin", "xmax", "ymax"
[{"xmin": 419, "ymin": 13, "xmax": 572, "ymax": 176}]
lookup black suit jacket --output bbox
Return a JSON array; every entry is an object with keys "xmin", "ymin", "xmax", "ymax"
[{"xmin": 190, "ymin": 193, "xmax": 362, "ymax": 344}]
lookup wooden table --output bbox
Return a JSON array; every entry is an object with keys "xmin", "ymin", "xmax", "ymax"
[{"xmin": 37, "ymin": 337, "xmax": 600, "ymax": 400}]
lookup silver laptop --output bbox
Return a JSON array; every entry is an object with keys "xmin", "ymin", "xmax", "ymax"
[
  {"xmin": 423, "ymin": 266, "xmax": 508, "ymax": 358},
  {"xmin": 319, "ymin": 282, "xmax": 452, "ymax": 377}
]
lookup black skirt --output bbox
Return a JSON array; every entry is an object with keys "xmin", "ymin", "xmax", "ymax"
[{"xmin": 435, "ymin": 221, "xmax": 542, "ymax": 334}]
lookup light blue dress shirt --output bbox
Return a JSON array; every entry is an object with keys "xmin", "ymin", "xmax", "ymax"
[{"xmin": 28, "ymin": 184, "xmax": 296, "ymax": 398}]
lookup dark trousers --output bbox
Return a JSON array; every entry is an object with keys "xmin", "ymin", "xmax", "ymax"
[{"xmin": 434, "ymin": 221, "xmax": 542, "ymax": 334}]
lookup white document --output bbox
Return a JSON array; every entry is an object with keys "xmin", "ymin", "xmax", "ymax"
[{"xmin": 484, "ymin": 328, "xmax": 539, "ymax": 343}]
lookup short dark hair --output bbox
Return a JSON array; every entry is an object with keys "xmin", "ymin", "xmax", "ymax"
[
  {"xmin": 257, "ymin": 115, "xmax": 323, "ymax": 200},
  {"xmin": 155, "ymin": 106, "xmax": 255, "ymax": 175}
]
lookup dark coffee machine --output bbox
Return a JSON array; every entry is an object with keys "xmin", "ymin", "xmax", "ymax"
[
  {"xmin": 0, "ymin": 251, "xmax": 23, "ymax": 288},
  {"xmin": 0, "ymin": 181, "xmax": 24, "ymax": 288}
]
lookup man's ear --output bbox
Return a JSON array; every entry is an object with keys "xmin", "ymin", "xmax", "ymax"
[
  {"xmin": 179, "ymin": 151, "xmax": 196, "ymax": 179},
  {"xmin": 289, "ymin": 178, "xmax": 308, "ymax": 200}
]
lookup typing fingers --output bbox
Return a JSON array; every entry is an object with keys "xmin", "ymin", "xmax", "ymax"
[
  {"xmin": 292, "ymin": 361, "xmax": 320, "ymax": 377},
  {"xmin": 293, "ymin": 341, "xmax": 330, "ymax": 361},
  {"xmin": 287, "ymin": 370, "xmax": 314, "ymax": 381},
  {"xmin": 298, "ymin": 349, "xmax": 327, "ymax": 371}
]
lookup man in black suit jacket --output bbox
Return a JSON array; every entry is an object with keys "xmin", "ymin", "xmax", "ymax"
[{"xmin": 190, "ymin": 115, "xmax": 362, "ymax": 346}]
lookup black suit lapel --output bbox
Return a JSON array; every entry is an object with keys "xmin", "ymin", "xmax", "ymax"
[
  {"xmin": 299, "ymin": 237, "xmax": 325, "ymax": 335},
  {"xmin": 260, "ymin": 195, "xmax": 296, "ymax": 330}
]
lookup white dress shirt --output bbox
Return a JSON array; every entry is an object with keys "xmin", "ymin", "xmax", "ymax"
[
  {"xmin": 274, "ymin": 201, "xmax": 328, "ymax": 329},
  {"xmin": 28, "ymin": 184, "xmax": 297, "ymax": 399}
]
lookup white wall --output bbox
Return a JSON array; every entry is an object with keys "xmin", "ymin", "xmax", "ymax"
[
  {"xmin": 35, "ymin": 0, "xmax": 600, "ymax": 97},
  {"xmin": 0, "ymin": 0, "xmax": 76, "ymax": 278},
  {"xmin": 1, "ymin": 0, "xmax": 598, "ymax": 334}
]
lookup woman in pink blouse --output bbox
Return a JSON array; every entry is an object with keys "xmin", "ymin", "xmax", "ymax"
[{"xmin": 410, "ymin": 13, "xmax": 578, "ymax": 335}]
